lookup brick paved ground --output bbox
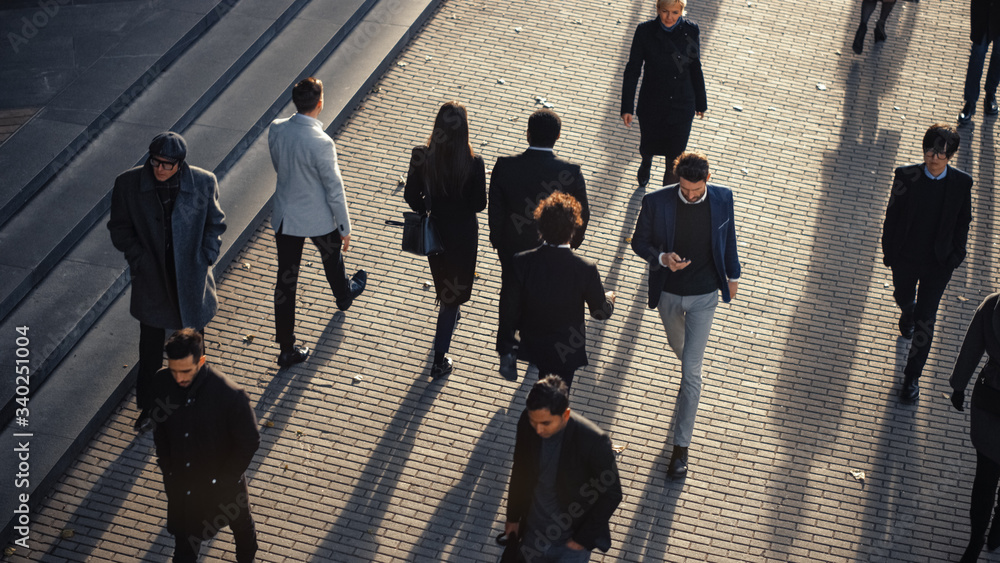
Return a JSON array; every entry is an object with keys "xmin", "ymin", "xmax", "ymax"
[{"xmin": 10, "ymin": 0, "xmax": 1000, "ymax": 561}]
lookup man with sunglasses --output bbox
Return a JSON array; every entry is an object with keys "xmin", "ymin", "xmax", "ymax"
[
  {"xmin": 109, "ymin": 131, "xmax": 226, "ymax": 432},
  {"xmin": 882, "ymin": 123, "xmax": 973, "ymax": 403}
]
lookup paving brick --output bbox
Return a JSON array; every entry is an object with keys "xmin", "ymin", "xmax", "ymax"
[{"xmin": 13, "ymin": 0, "xmax": 1000, "ymax": 561}]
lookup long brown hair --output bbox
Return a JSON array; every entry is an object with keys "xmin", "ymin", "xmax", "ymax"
[{"xmin": 423, "ymin": 101, "xmax": 475, "ymax": 197}]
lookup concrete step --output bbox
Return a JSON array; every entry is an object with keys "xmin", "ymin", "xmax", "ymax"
[
  {"xmin": 0, "ymin": 0, "xmax": 241, "ymax": 228},
  {"xmin": 0, "ymin": 0, "xmax": 327, "ymax": 425},
  {"xmin": 0, "ymin": 0, "xmax": 442, "ymax": 546},
  {"xmin": 0, "ymin": 0, "xmax": 314, "ymax": 322}
]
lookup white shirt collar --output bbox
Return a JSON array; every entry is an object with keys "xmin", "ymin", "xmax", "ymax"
[
  {"xmin": 677, "ymin": 187, "xmax": 708, "ymax": 204},
  {"xmin": 527, "ymin": 146, "xmax": 554, "ymax": 152}
]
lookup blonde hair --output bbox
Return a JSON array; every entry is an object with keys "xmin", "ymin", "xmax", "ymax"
[{"xmin": 656, "ymin": 0, "xmax": 686, "ymax": 12}]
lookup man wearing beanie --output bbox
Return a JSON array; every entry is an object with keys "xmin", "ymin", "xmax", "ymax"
[
  {"xmin": 267, "ymin": 77, "xmax": 368, "ymax": 368},
  {"xmin": 108, "ymin": 131, "xmax": 227, "ymax": 433}
]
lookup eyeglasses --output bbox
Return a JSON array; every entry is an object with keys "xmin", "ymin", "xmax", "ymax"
[
  {"xmin": 924, "ymin": 148, "xmax": 949, "ymax": 160},
  {"xmin": 149, "ymin": 156, "xmax": 179, "ymax": 171}
]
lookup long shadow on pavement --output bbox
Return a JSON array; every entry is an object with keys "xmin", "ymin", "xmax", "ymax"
[{"xmin": 756, "ymin": 6, "xmax": 933, "ymax": 559}]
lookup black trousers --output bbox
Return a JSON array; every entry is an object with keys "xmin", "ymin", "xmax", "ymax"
[
  {"xmin": 274, "ymin": 229, "xmax": 349, "ymax": 348},
  {"xmin": 496, "ymin": 251, "xmax": 519, "ymax": 355},
  {"xmin": 434, "ymin": 303, "xmax": 460, "ymax": 357},
  {"xmin": 137, "ymin": 324, "xmax": 166, "ymax": 411},
  {"xmin": 891, "ymin": 261, "xmax": 953, "ymax": 379},
  {"xmin": 172, "ymin": 503, "xmax": 258, "ymax": 563},
  {"xmin": 968, "ymin": 450, "xmax": 1000, "ymax": 554}
]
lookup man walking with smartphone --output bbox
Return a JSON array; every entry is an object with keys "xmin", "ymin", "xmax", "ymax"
[{"xmin": 631, "ymin": 151, "xmax": 741, "ymax": 480}]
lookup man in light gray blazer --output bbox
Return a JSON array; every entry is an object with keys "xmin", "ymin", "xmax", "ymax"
[{"xmin": 268, "ymin": 77, "xmax": 367, "ymax": 368}]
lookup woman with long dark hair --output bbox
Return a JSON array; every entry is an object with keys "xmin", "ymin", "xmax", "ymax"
[{"xmin": 404, "ymin": 101, "xmax": 486, "ymax": 378}]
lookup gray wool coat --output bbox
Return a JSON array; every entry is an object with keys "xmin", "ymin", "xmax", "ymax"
[
  {"xmin": 108, "ymin": 162, "xmax": 226, "ymax": 329},
  {"xmin": 951, "ymin": 292, "xmax": 1000, "ymax": 464}
]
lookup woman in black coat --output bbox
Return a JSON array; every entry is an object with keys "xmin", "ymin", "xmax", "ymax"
[
  {"xmin": 951, "ymin": 292, "xmax": 1000, "ymax": 562},
  {"xmin": 405, "ymin": 101, "xmax": 486, "ymax": 378},
  {"xmin": 851, "ymin": 0, "xmax": 897, "ymax": 54},
  {"xmin": 621, "ymin": 0, "xmax": 707, "ymax": 188}
]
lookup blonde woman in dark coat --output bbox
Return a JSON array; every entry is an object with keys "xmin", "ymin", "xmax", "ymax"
[{"xmin": 951, "ymin": 292, "xmax": 1000, "ymax": 562}]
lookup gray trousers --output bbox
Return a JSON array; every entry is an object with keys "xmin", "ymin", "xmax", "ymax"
[{"xmin": 657, "ymin": 290, "xmax": 718, "ymax": 448}]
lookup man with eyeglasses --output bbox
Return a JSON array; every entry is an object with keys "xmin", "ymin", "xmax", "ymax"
[
  {"xmin": 109, "ymin": 132, "xmax": 226, "ymax": 432},
  {"xmin": 882, "ymin": 123, "xmax": 973, "ymax": 403}
]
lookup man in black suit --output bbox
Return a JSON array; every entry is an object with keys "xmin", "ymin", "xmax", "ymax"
[
  {"xmin": 504, "ymin": 375, "xmax": 622, "ymax": 562},
  {"xmin": 490, "ymin": 110, "xmax": 590, "ymax": 379},
  {"xmin": 500, "ymin": 192, "xmax": 614, "ymax": 387},
  {"xmin": 882, "ymin": 123, "xmax": 973, "ymax": 403}
]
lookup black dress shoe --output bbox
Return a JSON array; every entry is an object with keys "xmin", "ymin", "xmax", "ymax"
[
  {"xmin": 667, "ymin": 445, "xmax": 689, "ymax": 480},
  {"xmin": 899, "ymin": 377, "xmax": 919, "ymax": 403},
  {"xmin": 874, "ymin": 20, "xmax": 887, "ymax": 42},
  {"xmin": 852, "ymin": 24, "xmax": 866, "ymax": 54},
  {"xmin": 431, "ymin": 356, "xmax": 453, "ymax": 379},
  {"xmin": 988, "ymin": 522, "xmax": 1000, "ymax": 551},
  {"xmin": 336, "ymin": 269, "xmax": 368, "ymax": 311},
  {"xmin": 499, "ymin": 352, "xmax": 518, "ymax": 381},
  {"xmin": 134, "ymin": 411, "xmax": 154, "ymax": 434},
  {"xmin": 898, "ymin": 305, "xmax": 915, "ymax": 339},
  {"xmin": 988, "ymin": 95, "xmax": 999, "ymax": 116},
  {"xmin": 277, "ymin": 345, "xmax": 310, "ymax": 368},
  {"xmin": 960, "ymin": 101, "xmax": 976, "ymax": 123},
  {"xmin": 898, "ymin": 317, "xmax": 914, "ymax": 339}
]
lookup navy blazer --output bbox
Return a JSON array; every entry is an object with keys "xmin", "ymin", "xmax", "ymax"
[{"xmin": 631, "ymin": 183, "xmax": 741, "ymax": 308}]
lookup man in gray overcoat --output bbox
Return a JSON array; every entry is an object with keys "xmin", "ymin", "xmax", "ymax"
[
  {"xmin": 108, "ymin": 132, "xmax": 226, "ymax": 432},
  {"xmin": 268, "ymin": 77, "xmax": 368, "ymax": 368}
]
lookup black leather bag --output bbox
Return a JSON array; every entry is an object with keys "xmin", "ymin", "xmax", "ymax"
[
  {"xmin": 401, "ymin": 211, "xmax": 444, "ymax": 256},
  {"xmin": 496, "ymin": 532, "xmax": 524, "ymax": 563}
]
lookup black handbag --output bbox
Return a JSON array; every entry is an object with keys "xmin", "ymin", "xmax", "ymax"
[
  {"xmin": 496, "ymin": 532, "xmax": 524, "ymax": 563},
  {"xmin": 401, "ymin": 211, "xmax": 444, "ymax": 256}
]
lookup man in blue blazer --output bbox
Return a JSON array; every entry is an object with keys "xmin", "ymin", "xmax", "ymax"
[
  {"xmin": 268, "ymin": 77, "xmax": 367, "ymax": 368},
  {"xmin": 631, "ymin": 151, "xmax": 741, "ymax": 480}
]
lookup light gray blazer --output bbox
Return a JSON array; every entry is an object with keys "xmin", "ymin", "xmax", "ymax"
[{"xmin": 268, "ymin": 113, "xmax": 352, "ymax": 237}]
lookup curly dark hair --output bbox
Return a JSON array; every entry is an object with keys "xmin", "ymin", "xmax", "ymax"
[{"xmin": 533, "ymin": 192, "xmax": 583, "ymax": 245}]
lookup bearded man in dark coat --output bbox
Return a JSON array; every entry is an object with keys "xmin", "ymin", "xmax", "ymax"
[
  {"xmin": 108, "ymin": 132, "xmax": 226, "ymax": 432},
  {"xmin": 150, "ymin": 329, "xmax": 260, "ymax": 562}
]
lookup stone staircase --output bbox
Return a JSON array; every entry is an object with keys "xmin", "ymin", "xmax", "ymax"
[{"xmin": 0, "ymin": 0, "xmax": 442, "ymax": 544}]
